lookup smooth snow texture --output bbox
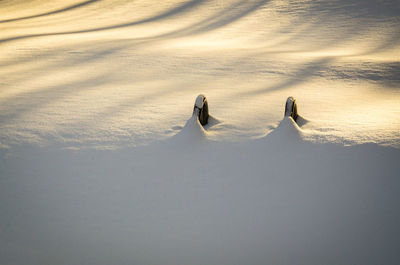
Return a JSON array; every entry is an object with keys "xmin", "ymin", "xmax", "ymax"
[
  {"xmin": 171, "ymin": 113, "xmax": 207, "ymax": 143},
  {"xmin": 1, "ymin": 0, "xmax": 399, "ymax": 148},
  {"xmin": 1, "ymin": 118, "xmax": 399, "ymax": 265},
  {"xmin": 1, "ymin": 0, "xmax": 400, "ymax": 265}
]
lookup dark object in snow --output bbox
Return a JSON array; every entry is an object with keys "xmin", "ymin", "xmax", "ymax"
[
  {"xmin": 193, "ymin": 94, "xmax": 209, "ymax": 126},
  {"xmin": 285, "ymin": 96, "xmax": 298, "ymax": 122}
]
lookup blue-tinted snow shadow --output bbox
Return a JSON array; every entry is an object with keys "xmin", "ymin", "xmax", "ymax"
[{"xmin": 1, "ymin": 117, "xmax": 400, "ymax": 265}]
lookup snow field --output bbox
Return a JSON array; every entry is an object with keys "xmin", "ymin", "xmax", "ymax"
[{"xmin": 1, "ymin": 0, "xmax": 400, "ymax": 264}]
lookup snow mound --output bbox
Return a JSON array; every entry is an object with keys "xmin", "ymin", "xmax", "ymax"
[
  {"xmin": 169, "ymin": 114, "xmax": 206, "ymax": 144},
  {"xmin": 264, "ymin": 116, "xmax": 302, "ymax": 144}
]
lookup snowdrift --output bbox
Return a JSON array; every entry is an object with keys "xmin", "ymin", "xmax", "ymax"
[
  {"xmin": 1, "ymin": 0, "xmax": 400, "ymax": 265},
  {"xmin": 1, "ymin": 115, "xmax": 399, "ymax": 265}
]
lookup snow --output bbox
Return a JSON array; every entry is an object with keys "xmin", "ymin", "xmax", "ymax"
[
  {"xmin": 1, "ymin": 0, "xmax": 400, "ymax": 264},
  {"xmin": 194, "ymin": 94, "xmax": 205, "ymax": 109}
]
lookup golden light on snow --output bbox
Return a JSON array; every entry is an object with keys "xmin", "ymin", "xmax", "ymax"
[
  {"xmin": 0, "ymin": 0, "xmax": 399, "ymax": 148},
  {"xmin": 1, "ymin": 2, "xmax": 400, "ymax": 265}
]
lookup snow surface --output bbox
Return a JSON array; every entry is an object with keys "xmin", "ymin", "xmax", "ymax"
[{"xmin": 1, "ymin": 0, "xmax": 400, "ymax": 264}]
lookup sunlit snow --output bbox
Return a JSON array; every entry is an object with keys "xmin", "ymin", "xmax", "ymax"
[{"xmin": 1, "ymin": 1, "xmax": 399, "ymax": 265}]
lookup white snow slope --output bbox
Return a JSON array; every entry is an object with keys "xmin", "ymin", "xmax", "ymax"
[{"xmin": 1, "ymin": 1, "xmax": 400, "ymax": 265}]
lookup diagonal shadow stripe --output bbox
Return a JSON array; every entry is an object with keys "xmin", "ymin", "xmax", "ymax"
[
  {"xmin": 0, "ymin": 0, "xmax": 207, "ymax": 44},
  {"xmin": 0, "ymin": 0, "xmax": 102, "ymax": 24}
]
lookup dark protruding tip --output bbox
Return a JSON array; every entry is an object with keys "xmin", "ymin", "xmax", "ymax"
[
  {"xmin": 193, "ymin": 94, "xmax": 209, "ymax": 126},
  {"xmin": 284, "ymin": 96, "xmax": 298, "ymax": 122}
]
